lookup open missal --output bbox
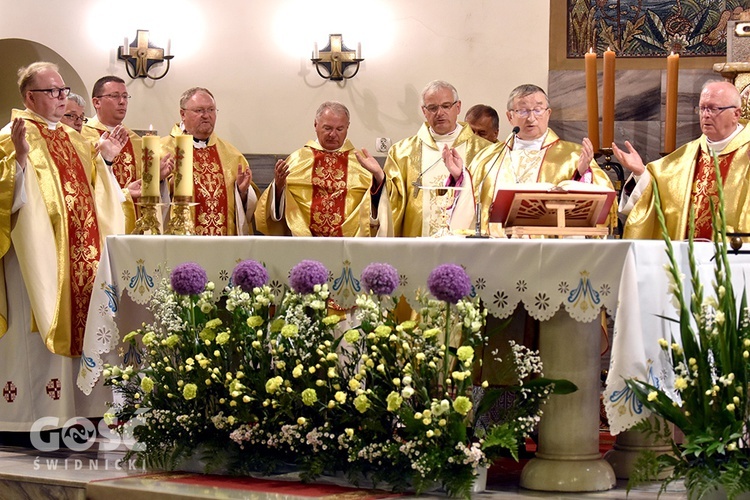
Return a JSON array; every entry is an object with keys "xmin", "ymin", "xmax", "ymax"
[{"xmin": 489, "ymin": 180, "xmax": 615, "ymax": 237}]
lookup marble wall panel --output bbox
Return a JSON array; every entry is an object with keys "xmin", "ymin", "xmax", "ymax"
[{"xmin": 549, "ymin": 69, "xmax": 717, "ymax": 171}]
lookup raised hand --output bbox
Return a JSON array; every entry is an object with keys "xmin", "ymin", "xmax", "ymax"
[
  {"xmin": 612, "ymin": 140, "xmax": 645, "ymax": 176},
  {"xmin": 354, "ymin": 148, "xmax": 384, "ymax": 184},
  {"xmin": 441, "ymin": 145, "xmax": 463, "ymax": 180},
  {"xmin": 273, "ymin": 158, "xmax": 289, "ymax": 199},
  {"xmin": 10, "ymin": 118, "xmax": 29, "ymax": 171},
  {"xmin": 577, "ymin": 137, "xmax": 595, "ymax": 175},
  {"xmin": 236, "ymin": 163, "xmax": 252, "ymax": 205},
  {"xmin": 98, "ymin": 124, "xmax": 129, "ymax": 163}
]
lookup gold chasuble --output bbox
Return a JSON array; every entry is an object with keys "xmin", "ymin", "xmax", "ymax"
[
  {"xmin": 82, "ymin": 117, "xmax": 142, "ymax": 187},
  {"xmin": 163, "ymin": 126, "xmax": 256, "ymax": 236},
  {"xmin": 193, "ymin": 146, "xmax": 230, "ymax": 235},
  {"xmin": 82, "ymin": 118, "xmax": 140, "ymax": 231},
  {"xmin": 0, "ymin": 109, "xmax": 128, "ymax": 356},
  {"xmin": 466, "ymin": 129, "xmax": 616, "ymax": 233},
  {"xmin": 255, "ymin": 140, "xmax": 380, "ymax": 237},
  {"xmin": 624, "ymin": 122, "xmax": 750, "ymax": 240},
  {"xmin": 384, "ymin": 122, "xmax": 490, "ymax": 237}
]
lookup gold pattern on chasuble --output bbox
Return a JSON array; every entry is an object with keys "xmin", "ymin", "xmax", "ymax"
[
  {"xmin": 426, "ymin": 173, "xmax": 451, "ymax": 236},
  {"xmin": 309, "ymin": 149, "xmax": 348, "ymax": 237},
  {"xmin": 691, "ymin": 149, "xmax": 734, "ymax": 239},
  {"xmin": 37, "ymin": 124, "xmax": 100, "ymax": 356},
  {"xmin": 511, "ymin": 149, "xmax": 544, "ymax": 183},
  {"xmin": 193, "ymin": 147, "xmax": 229, "ymax": 235},
  {"xmin": 97, "ymin": 129, "xmax": 136, "ymax": 187}
]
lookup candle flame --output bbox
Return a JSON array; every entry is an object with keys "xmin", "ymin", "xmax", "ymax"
[{"xmin": 589, "ymin": 47, "xmax": 594, "ymax": 54}]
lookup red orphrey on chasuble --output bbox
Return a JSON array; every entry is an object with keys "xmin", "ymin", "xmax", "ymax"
[
  {"xmin": 193, "ymin": 146, "xmax": 229, "ymax": 235},
  {"xmin": 34, "ymin": 122, "xmax": 101, "ymax": 356},
  {"xmin": 691, "ymin": 149, "xmax": 734, "ymax": 240},
  {"xmin": 94, "ymin": 128, "xmax": 137, "ymax": 187},
  {"xmin": 309, "ymin": 148, "xmax": 349, "ymax": 237}
]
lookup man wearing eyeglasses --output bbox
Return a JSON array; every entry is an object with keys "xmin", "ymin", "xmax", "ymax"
[
  {"xmin": 445, "ymin": 84, "xmax": 615, "ymax": 233},
  {"xmin": 256, "ymin": 101, "xmax": 391, "ymax": 237},
  {"xmin": 378, "ymin": 80, "xmax": 491, "ymax": 237},
  {"xmin": 163, "ymin": 87, "xmax": 257, "ymax": 235},
  {"xmin": 0, "ymin": 61, "xmax": 131, "ymax": 431},
  {"xmin": 83, "ymin": 76, "xmax": 173, "ymax": 231},
  {"xmin": 60, "ymin": 92, "xmax": 87, "ymax": 133},
  {"xmin": 613, "ymin": 80, "xmax": 750, "ymax": 239}
]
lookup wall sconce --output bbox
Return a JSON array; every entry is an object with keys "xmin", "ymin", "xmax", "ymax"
[
  {"xmin": 118, "ymin": 29, "xmax": 173, "ymax": 80},
  {"xmin": 311, "ymin": 34, "xmax": 363, "ymax": 81}
]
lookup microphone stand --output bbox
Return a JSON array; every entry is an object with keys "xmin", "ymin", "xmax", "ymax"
[{"xmin": 466, "ymin": 127, "xmax": 519, "ymax": 238}]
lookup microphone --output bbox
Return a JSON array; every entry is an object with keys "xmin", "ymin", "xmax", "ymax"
[
  {"xmin": 466, "ymin": 126, "xmax": 519, "ymax": 238},
  {"xmin": 412, "ymin": 156, "xmax": 446, "ymax": 199}
]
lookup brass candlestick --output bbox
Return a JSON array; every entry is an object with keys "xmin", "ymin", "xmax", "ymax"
[
  {"xmin": 131, "ymin": 196, "xmax": 162, "ymax": 235},
  {"xmin": 166, "ymin": 196, "xmax": 196, "ymax": 235}
]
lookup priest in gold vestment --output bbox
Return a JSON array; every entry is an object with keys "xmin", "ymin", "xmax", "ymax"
[
  {"xmin": 0, "ymin": 62, "xmax": 131, "ymax": 431},
  {"xmin": 255, "ymin": 101, "xmax": 391, "ymax": 237},
  {"xmin": 83, "ymin": 76, "xmax": 173, "ymax": 232},
  {"xmin": 383, "ymin": 80, "xmax": 491, "ymax": 237},
  {"xmin": 614, "ymin": 81, "xmax": 750, "ymax": 240},
  {"xmin": 163, "ymin": 87, "xmax": 258, "ymax": 235},
  {"xmin": 448, "ymin": 84, "xmax": 616, "ymax": 233}
]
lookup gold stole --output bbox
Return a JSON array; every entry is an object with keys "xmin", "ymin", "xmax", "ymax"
[
  {"xmin": 34, "ymin": 122, "xmax": 100, "ymax": 356},
  {"xmin": 93, "ymin": 129, "xmax": 136, "ymax": 187},
  {"xmin": 691, "ymin": 149, "xmax": 733, "ymax": 239},
  {"xmin": 194, "ymin": 146, "xmax": 229, "ymax": 235},
  {"xmin": 309, "ymin": 148, "xmax": 348, "ymax": 237}
]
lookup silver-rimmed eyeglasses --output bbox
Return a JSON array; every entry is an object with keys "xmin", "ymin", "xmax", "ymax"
[
  {"xmin": 423, "ymin": 101, "xmax": 458, "ymax": 114},
  {"xmin": 511, "ymin": 107, "xmax": 549, "ymax": 118}
]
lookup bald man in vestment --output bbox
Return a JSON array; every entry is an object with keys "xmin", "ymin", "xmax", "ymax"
[
  {"xmin": 383, "ymin": 80, "xmax": 491, "ymax": 237},
  {"xmin": 614, "ymin": 80, "xmax": 750, "ymax": 239},
  {"xmin": 255, "ymin": 101, "xmax": 391, "ymax": 237},
  {"xmin": 0, "ymin": 62, "xmax": 131, "ymax": 431}
]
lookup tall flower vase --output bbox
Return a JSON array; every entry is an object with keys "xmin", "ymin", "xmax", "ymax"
[{"xmin": 472, "ymin": 466, "xmax": 488, "ymax": 493}]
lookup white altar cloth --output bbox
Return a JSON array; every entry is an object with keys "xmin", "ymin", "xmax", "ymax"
[{"xmin": 76, "ymin": 235, "xmax": 750, "ymax": 436}]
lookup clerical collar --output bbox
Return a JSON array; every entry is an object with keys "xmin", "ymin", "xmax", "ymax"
[
  {"xmin": 193, "ymin": 137, "xmax": 208, "ymax": 149},
  {"xmin": 429, "ymin": 125, "xmax": 460, "ymax": 143},
  {"xmin": 94, "ymin": 114, "xmax": 116, "ymax": 131},
  {"xmin": 313, "ymin": 140, "xmax": 341, "ymax": 152},
  {"xmin": 706, "ymin": 123, "xmax": 743, "ymax": 154},
  {"xmin": 512, "ymin": 131, "xmax": 548, "ymax": 151}
]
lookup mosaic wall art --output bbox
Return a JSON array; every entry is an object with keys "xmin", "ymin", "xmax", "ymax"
[{"xmin": 567, "ymin": 0, "xmax": 750, "ymax": 57}]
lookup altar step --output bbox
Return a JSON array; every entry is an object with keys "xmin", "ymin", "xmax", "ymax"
[{"xmin": 0, "ymin": 435, "xmax": 688, "ymax": 500}]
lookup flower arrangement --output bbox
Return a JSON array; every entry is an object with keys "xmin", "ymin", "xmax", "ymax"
[
  {"xmin": 104, "ymin": 259, "xmax": 572, "ymax": 498},
  {"xmin": 624, "ymin": 160, "xmax": 750, "ymax": 499}
]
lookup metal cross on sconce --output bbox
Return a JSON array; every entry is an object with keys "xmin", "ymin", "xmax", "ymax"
[
  {"xmin": 311, "ymin": 34, "xmax": 364, "ymax": 81},
  {"xmin": 118, "ymin": 30, "xmax": 174, "ymax": 80}
]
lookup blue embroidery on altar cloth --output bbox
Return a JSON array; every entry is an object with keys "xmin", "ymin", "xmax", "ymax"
[
  {"xmin": 609, "ymin": 385, "xmax": 644, "ymax": 416},
  {"xmin": 103, "ymin": 282, "xmax": 118, "ymax": 313},
  {"xmin": 567, "ymin": 271, "xmax": 601, "ymax": 312},
  {"xmin": 123, "ymin": 344, "xmax": 142, "ymax": 366},
  {"xmin": 129, "ymin": 260, "xmax": 155, "ymax": 294},
  {"xmin": 332, "ymin": 260, "xmax": 361, "ymax": 298},
  {"xmin": 80, "ymin": 353, "xmax": 96, "ymax": 371}
]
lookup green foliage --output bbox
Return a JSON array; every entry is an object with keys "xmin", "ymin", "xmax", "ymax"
[{"xmin": 624, "ymin": 154, "xmax": 750, "ymax": 499}]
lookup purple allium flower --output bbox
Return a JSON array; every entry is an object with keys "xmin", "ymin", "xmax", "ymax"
[
  {"xmin": 289, "ymin": 260, "xmax": 329, "ymax": 294},
  {"xmin": 427, "ymin": 263, "xmax": 471, "ymax": 304},
  {"xmin": 171, "ymin": 262, "xmax": 208, "ymax": 295},
  {"xmin": 360, "ymin": 263, "xmax": 399, "ymax": 296},
  {"xmin": 232, "ymin": 260, "xmax": 269, "ymax": 292}
]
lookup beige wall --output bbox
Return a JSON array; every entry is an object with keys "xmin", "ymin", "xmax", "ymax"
[{"xmin": 0, "ymin": 0, "xmax": 549, "ymax": 155}]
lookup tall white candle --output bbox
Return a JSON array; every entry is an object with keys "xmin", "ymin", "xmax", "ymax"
[
  {"xmin": 141, "ymin": 136, "xmax": 160, "ymax": 198},
  {"xmin": 174, "ymin": 135, "xmax": 193, "ymax": 198}
]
